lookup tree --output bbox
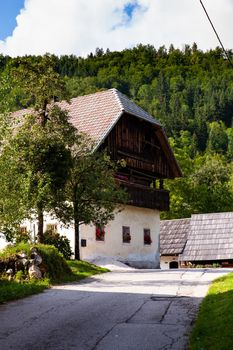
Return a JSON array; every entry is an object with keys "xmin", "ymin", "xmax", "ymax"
[
  {"xmin": 161, "ymin": 131, "xmax": 195, "ymax": 219},
  {"xmin": 0, "ymin": 55, "xmax": 75, "ymax": 242},
  {"xmin": 226, "ymin": 127, "xmax": 233, "ymax": 160},
  {"xmin": 58, "ymin": 135, "xmax": 127, "ymax": 260},
  {"xmin": 207, "ymin": 121, "xmax": 228, "ymax": 154},
  {"xmin": 0, "ymin": 110, "xmax": 74, "ymax": 242},
  {"xmin": 162, "ymin": 147, "xmax": 233, "ymax": 219},
  {"xmin": 192, "ymin": 154, "xmax": 233, "ymax": 213},
  {"xmin": 0, "ymin": 55, "xmax": 127, "ymax": 255}
]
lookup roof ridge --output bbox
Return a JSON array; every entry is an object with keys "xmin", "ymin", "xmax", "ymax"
[
  {"xmin": 191, "ymin": 211, "xmax": 233, "ymax": 218},
  {"xmin": 111, "ymin": 88, "xmax": 124, "ymax": 111},
  {"xmin": 161, "ymin": 217, "xmax": 191, "ymax": 223},
  {"xmin": 112, "ymin": 88, "xmax": 160, "ymax": 126},
  {"xmin": 69, "ymin": 89, "xmax": 113, "ymax": 103}
]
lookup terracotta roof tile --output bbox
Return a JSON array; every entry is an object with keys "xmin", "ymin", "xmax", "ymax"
[
  {"xmin": 11, "ymin": 89, "xmax": 184, "ymax": 178},
  {"xmin": 58, "ymin": 88, "xmax": 159, "ymax": 148},
  {"xmin": 12, "ymin": 89, "xmax": 160, "ymax": 150}
]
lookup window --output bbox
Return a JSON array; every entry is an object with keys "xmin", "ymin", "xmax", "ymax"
[
  {"xmin": 20, "ymin": 226, "xmax": 27, "ymax": 234},
  {"xmin": 96, "ymin": 225, "xmax": 105, "ymax": 241},
  {"xmin": 46, "ymin": 224, "xmax": 57, "ymax": 233},
  {"xmin": 122, "ymin": 226, "xmax": 131, "ymax": 243},
  {"xmin": 144, "ymin": 229, "xmax": 152, "ymax": 245}
]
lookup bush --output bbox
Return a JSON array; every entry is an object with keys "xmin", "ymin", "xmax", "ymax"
[
  {"xmin": 43, "ymin": 231, "xmax": 73, "ymax": 260},
  {"xmin": 36, "ymin": 244, "xmax": 72, "ymax": 281},
  {"xmin": 0, "ymin": 243, "xmax": 72, "ymax": 281},
  {"xmin": 15, "ymin": 231, "xmax": 31, "ymax": 244}
]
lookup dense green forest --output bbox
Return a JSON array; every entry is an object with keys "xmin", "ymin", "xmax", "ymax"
[{"xmin": 0, "ymin": 43, "xmax": 233, "ymax": 219}]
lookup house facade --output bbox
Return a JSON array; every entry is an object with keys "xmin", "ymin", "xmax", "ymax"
[{"xmin": 14, "ymin": 89, "xmax": 182, "ymax": 268}]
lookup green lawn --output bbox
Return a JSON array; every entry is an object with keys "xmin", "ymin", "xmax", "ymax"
[
  {"xmin": 189, "ymin": 272, "xmax": 233, "ymax": 350},
  {"xmin": 0, "ymin": 260, "xmax": 109, "ymax": 304},
  {"xmin": 67, "ymin": 260, "xmax": 109, "ymax": 281}
]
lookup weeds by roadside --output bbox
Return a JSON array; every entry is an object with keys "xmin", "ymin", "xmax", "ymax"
[{"xmin": 189, "ymin": 272, "xmax": 233, "ymax": 350}]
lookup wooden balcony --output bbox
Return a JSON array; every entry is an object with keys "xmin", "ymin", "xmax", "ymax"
[{"xmin": 119, "ymin": 181, "xmax": 170, "ymax": 211}]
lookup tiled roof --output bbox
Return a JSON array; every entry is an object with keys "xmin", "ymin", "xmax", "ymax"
[
  {"xmin": 58, "ymin": 88, "xmax": 160, "ymax": 148},
  {"xmin": 12, "ymin": 89, "xmax": 160, "ymax": 145},
  {"xmin": 180, "ymin": 212, "xmax": 233, "ymax": 261},
  {"xmin": 160, "ymin": 218, "xmax": 190, "ymax": 255},
  {"xmin": 11, "ymin": 89, "xmax": 181, "ymax": 177}
]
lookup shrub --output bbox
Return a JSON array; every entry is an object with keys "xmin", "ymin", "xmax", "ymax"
[
  {"xmin": 0, "ymin": 243, "xmax": 72, "ymax": 282},
  {"xmin": 15, "ymin": 270, "xmax": 25, "ymax": 282},
  {"xmin": 36, "ymin": 244, "xmax": 72, "ymax": 281},
  {"xmin": 43, "ymin": 230, "xmax": 73, "ymax": 260},
  {"xmin": 15, "ymin": 231, "xmax": 31, "ymax": 244}
]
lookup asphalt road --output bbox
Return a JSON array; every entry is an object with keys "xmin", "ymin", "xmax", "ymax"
[{"xmin": 0, "ymin": 268, "xmax": 230, "ymax": 350}]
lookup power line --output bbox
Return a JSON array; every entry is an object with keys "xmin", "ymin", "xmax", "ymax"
[{"xmin": 199, "ymin": 0, "xmax": 233, "ymax": 67}]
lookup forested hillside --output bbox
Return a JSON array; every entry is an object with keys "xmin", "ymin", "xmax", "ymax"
[{"xmin": 0, "ymin": 43, "xmax": 233, "ymax": 218}]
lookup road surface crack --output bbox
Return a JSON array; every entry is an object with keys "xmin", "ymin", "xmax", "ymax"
[
  {"xmin": 90, "ymin": 323, "xmax": 119, "ymax": 350},
  {"xmin": 125, "ymin": 298, "xmax": 148, "ymax": 323},
  {"xmin": 159, "ymin": 299, "xmax": 173, "ymax": 323},
  {"xmin": 91, "ymin": 298, "xmax": 149, "ymax": 349}
]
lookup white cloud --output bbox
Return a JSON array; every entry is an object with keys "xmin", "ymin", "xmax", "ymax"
[{"xmin": 0, "ymin": 0, "xmax": 232, "ymax": 57}]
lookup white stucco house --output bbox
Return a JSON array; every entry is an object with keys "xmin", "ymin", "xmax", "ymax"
[
  {"xmin": 13, "ymin": 89, "xmax": 182, "ymax": 268},
  {"xmin": 0, "ymin": 233, "xmax": 8, "ymax": 250}
]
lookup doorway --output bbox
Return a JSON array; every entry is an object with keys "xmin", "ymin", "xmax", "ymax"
[{"xmin": 169, "ymin": 261, "xmax": 178, "ymax": 269}]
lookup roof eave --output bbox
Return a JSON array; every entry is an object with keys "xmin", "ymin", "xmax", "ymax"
[
  {"xmin": 93, "ymin": 110, "xmax": 124, "ymax": 152},
  {"xmin": 155, "ymin": 126, "xmax": 182, "ymax": 178}
]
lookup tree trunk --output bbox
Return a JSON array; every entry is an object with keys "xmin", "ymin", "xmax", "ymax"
[
  {"xmin": 37, "ymin": 203, "xmax": 44, "ymax": 243},
  {"xmin": 74, "ymin": 219, "xmax": 80, "ymax": 260},
  {"xmin": 39, "ymin": 100, "xmax": 48, "ymax": 127},
  {"xmin": 73, "ymin": 187, "xmax": 80, "ymax": 260}
]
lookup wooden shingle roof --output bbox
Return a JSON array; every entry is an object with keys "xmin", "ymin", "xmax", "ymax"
[
  {"xmin": 160, "ymin": 218, "xmax": 190, "ymax": 255},
  {"xmin": 180, "ymin": 212, "xmax": 233, "ymax": 261}
]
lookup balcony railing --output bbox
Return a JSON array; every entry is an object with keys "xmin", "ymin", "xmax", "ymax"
[{"xmin": 119, "ymin": 181, "xmax": 170, "ymax": 211}]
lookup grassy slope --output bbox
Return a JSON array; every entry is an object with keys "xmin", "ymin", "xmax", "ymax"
[
  {"xmin": 0, "ymin": 258, "xmax": 109, "ymax": 304},
  {"xmin": 189, "ymin": 272, "xmax": 233, "ymax": 350},
  {"xmin": 0, "ymin": 279, "xmax": 50, "ymax": 304},
  {"xmin": 0, "ymin": 244, "xmax": 108, "ymax": 304}
]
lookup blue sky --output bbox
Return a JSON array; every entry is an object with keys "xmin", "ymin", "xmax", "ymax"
[
  {"xmin": 124, "ymin": 2, "xmax": 141, "ymax": 21},
  {"xmin": 0, "ymin": 0, "xmax": 232, "ymax": 57},
  {"xmin": 0, "ymin": 0, "xmax": 136, "ymax": 40},
  {"xmin": 0, "ymin": 0, "xmax": 25, "ymax": 40}
]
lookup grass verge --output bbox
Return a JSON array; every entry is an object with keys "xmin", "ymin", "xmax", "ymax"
[
  {"xmin": 0, "ymin": 258, "xmax": 109, "ymax": 304},
  {"xmin": 189, "ymin": 272, "xmax": 233, "ymax": 350},
  {"xmin": 0, "ymin": 278, "xmax": 50, "ymax": 304}
]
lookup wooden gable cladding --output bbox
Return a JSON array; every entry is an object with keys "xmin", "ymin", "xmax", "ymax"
[{"xmin": 105, "ymin": 113, "xmax": 175, "ymax": 179}]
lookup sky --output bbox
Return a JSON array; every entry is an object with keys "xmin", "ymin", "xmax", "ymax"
[{"xmin": 0, "ymin": 0, "xmax": 232, "ymax": 57}]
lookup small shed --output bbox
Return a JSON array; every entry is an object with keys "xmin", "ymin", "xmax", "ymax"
[
  {"xmin": 160, "ymin": 218, "xmax": 190, "ymax": 269},
  {"xmin": 180, "ymin": 212, "xmax": 233, "ymax": 267}
]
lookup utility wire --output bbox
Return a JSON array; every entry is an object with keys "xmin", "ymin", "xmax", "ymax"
[{"xmin": 199, "ymin": 0, "xmax": 233, "ymax": 67}]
